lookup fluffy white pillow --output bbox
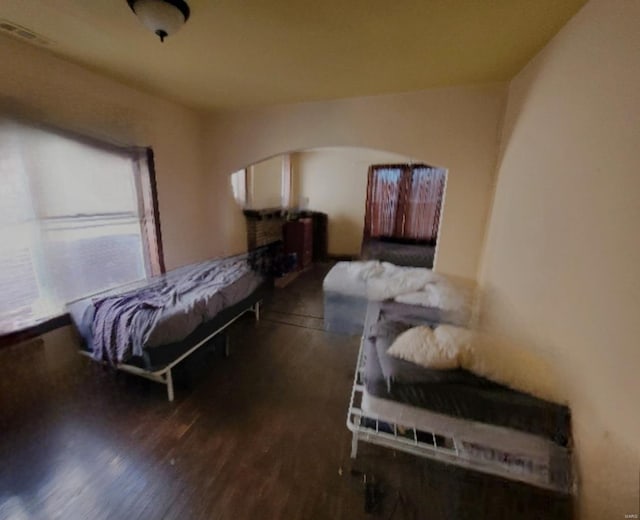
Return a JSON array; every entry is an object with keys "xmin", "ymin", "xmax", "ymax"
[{"xmin": 387, "ymin": 324, "xmax": 473, "ymax": 370}]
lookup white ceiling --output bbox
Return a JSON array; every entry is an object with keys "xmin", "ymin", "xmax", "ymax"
[{"xmin": 0, "ymin": 0, "xmax": 587, "ymax": 111}]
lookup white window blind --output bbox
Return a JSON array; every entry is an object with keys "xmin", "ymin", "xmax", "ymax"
[{"xmin": 0, "ymin": 119, "xmax": 152, "ymax": 334}]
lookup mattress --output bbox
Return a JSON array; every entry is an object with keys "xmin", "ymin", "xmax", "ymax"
[
  {"xmin": 360, "ymin": 238, "xmax": 435, "ymax": 268},
  {"xmin": 129, "ymin": 284, "xmax": 268, "ymax": 370},
  {"xmin": 363, "ymin": 336, "xmax": 571, "ymax": 447},
  {"xmin": 322, "ymin": 261, "xmax": 440, "ymax": 299},
  {"xmin": 322, "ymin": 261, "xmax": 473, "ymax": 329},
  {"xmin": 68, "ymin": 256, "xmax": 264, "ymax": 364},
  {"xmin": 323, "ymin": 262, "xmax": 470, "ymax": 336},
  {"xmin": 145, "ymin": 268, "xmax": 262, "ymax": 347},
  {"xmin": 360, "ymin": 390, "xmax": 560, "ymax": 456},
  {"xmin": 322, "ymin": 262, "xmax": 368, "ymax": 296}
]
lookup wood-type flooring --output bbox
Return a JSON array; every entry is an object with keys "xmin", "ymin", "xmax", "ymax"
[{"xmin": 0, "ymin": 263, "xmax": 572, "ymax": 519}]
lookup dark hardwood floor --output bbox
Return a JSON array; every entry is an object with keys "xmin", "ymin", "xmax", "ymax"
[{"xmin": 0, "ymin": 264, "xmax": 572, "ymax": 520}]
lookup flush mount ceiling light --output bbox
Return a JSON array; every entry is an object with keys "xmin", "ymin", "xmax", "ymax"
[{"xmin": 127, "ymin": 0, "xmax": 190, "ymax": 42}]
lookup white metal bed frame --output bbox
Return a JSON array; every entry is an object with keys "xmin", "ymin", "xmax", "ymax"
[
  {"xmin": 346, "ymin": 337, "xmax": 574, "ymax": 494},
  {"xmin": 82, "ymin": 300, "xmax": 261, "ymax": 402}
]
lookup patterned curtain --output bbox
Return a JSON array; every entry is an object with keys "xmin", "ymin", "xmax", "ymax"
[
  {"xmin": 403, "ymin": 166, "xmax": 446, "ymax": 242},
  {"xmin": 364, "ymin": 163, "xmax": 446, "ymax": 242},
  {"xmin": 364, "ymin": 166, "xmax": 404, "ymax": 238}
]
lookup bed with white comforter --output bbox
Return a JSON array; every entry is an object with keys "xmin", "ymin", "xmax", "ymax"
[{"xmin": 322, "ymin": 261, "xmax": 474, "ymax": 335}]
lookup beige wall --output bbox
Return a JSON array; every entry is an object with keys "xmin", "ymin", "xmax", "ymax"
[
  {"xmin": 477, "ymin": 0, "xmax": 640, "ymax": 517},
  {"xmin": 295, "ymin": 147, "xmax": 412, "ymax": 256},
  {"xmin": 205, "ymin": 84, "xmax": 506, "ymax": 279},
  {"xmin": 249, "ymin": 155, "xmax": 283, "ymax": 209},
  {"xmin": 0, "ymin": 35, "xmax": 209, "ymax": 271}
]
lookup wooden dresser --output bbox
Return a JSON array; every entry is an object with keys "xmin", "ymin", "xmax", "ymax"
[{"xmin": 283, "ymin": 218, "xmax": 313, "ymax": 270}]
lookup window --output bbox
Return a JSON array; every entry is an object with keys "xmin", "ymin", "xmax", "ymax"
[
  {"xmin": 0, "ymin": 119, "xmax": 162, "ymax": 334},
  {"xmin": 230, "ymin": 169, "xmax": 247, "ymax": 206},
  {"xmin": 403, "ymin": 165, "xmax": 446, "ymax": 241},
  {"xmin": 365, "ymin": 165, "xmax": 405, "ymax": 238},
  {"xmin": 364, "ymin": 163, "xmax": 446, "ymax": 243}
]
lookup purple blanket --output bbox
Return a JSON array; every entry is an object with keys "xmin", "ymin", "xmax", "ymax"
[{"xmin": 91, "ymin": 258, "xmax": 254, "ymax": 365}]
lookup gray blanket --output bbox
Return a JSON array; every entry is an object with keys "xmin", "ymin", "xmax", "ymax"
[
  {"xmin": 364, "ymin": 304, "xmax": 571, "ymax": 446},
  {"xmin": 91, "ymin": 258, "xmax": 255, "ymax": 365}
]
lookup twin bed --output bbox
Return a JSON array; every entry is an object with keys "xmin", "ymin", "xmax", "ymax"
[
  {"xmin": 323, "ymin": 261, "xmax": 472, "ymax": 335},
  {"xmin": 69, "ymin": 254, "xmax": 268, "ymax": 401},
  {"xmin": 323, "ymin": 261, "xmax": 574, "ymax": 494}
]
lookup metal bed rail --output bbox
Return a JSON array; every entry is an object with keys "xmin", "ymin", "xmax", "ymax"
[
  {"xmin": 82, "ymin": 300, "xmax": 261, "ymax": 402},
  {"xmin": 346, "ymin": 337, "xmax": 574, "ymax": 494}
]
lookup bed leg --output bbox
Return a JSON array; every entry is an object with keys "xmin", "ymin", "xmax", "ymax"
[
  {"xmin": 224, "ymin": 334, "xmax": 230, "ymax": 358},
  {"xmin": 254, "ymin": 301, "xmax": 261, "ymax": 322},
  {"xmin": 166, "ymin": 369, "xmax": 174, "ymax": 402},
  {"xmin": 350, "ymin": 431, "xmax": 359, "ymax": 459}
]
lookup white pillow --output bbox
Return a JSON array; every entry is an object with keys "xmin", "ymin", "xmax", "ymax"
[{"xmin": 387, "ymin": 324, "xmax": 473, "ymax": 370}]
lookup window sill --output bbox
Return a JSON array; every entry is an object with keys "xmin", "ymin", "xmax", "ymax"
[{"xmin": 0, "ymin": 313, "xmax": 71, "ymax": 349}]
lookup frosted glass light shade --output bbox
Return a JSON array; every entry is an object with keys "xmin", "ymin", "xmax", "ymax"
[{"xmin": 128, "ymin": 0, "xmax": 190, "ymax": 41}]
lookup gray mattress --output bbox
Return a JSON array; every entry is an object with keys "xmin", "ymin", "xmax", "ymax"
[
  {"xmin": 128, "ymin": 285, "xmax": 268, "ymax": 371},
  {"xmin": 68, "ymin": 256, "xmax": 264, "ymax": 365},
  {"xmin": 360, "ymin": 238, "xmax": 435, "ymax": 268},
  {"xmin": 364, "ymin": 307, "xmax": 571, "ymax": 447},
  {"xmin": 322, "ymin": 260, "xmax": 472, "ymax": 337},
  {"xmin": 323, "ymin": 292, "xmax": 463, "ymax": 337}
]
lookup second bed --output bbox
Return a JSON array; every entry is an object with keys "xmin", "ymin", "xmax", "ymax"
[{"xmin": 347, "ymin": 300, "xmax": 574, "ymax": 494}]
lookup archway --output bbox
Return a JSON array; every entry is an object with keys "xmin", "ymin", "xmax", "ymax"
[{"xmin": 227, "ymin": 146, "xmax": 448, "ymax": 270}]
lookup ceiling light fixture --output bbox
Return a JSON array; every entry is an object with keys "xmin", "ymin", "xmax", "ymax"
[{"xmin": 127, "ymin": 0, "xmax": 190, "ymax": 42}]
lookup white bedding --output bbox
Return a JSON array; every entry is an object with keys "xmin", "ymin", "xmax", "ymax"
[
  {"xmin": 323, "ymin": 261, "xmax": 474, "ymax": 318},
  {"xmin": 322, "ymin": 261, "xmax": 370, "ymax": 296},
  {"xmin": 323, "ymin": 261, "xmax": 442, "ymax": 297}
]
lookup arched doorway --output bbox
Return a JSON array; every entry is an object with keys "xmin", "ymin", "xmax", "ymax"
[{"xmin": 228, "ymin": 146, "xmax": 447, "ymax": 271}]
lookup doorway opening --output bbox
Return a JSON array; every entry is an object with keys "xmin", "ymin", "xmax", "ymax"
[
  {"xmin": 228, "ymin": 147, "xmax": 448, "ymax": 272},
  {"xmin": 362, "ymin": 163, "xmax": 446, "ymax": 268}
]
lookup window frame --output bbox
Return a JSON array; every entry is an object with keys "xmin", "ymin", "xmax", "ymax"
[
  {"xmin": 0, "ymin": 120, "xmax": 164, "ymax": 347},
  {"xmin": 364, "ymin": 163, "xmax": 446, "ymax": 244}
]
